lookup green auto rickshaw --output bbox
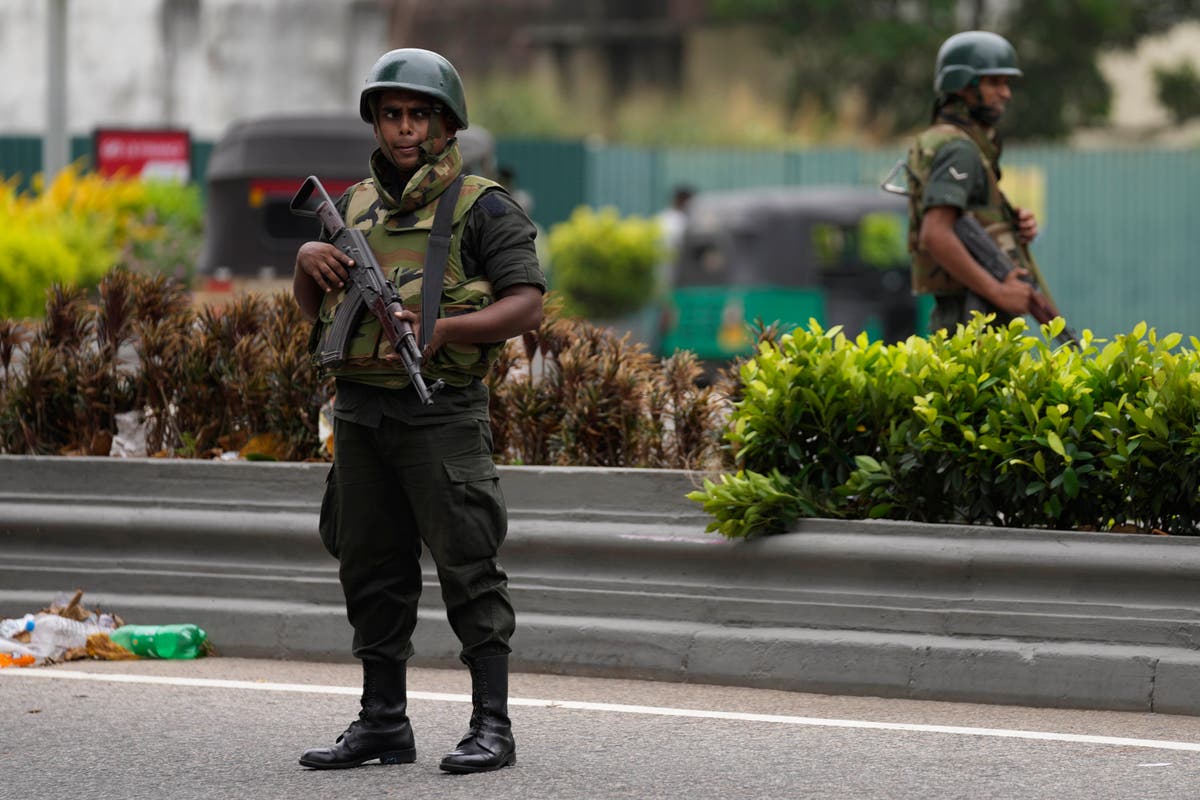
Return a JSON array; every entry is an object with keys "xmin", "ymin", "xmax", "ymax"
[{"xmin": 657, "ymin": 185, "xmax": 920, "ymax": 366}]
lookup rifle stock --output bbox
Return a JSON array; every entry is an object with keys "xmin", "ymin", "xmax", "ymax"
[
  {"xmin": 953, "ymin": 215, "xmax": 1080, "ymax": 348},
  {"xmin": 291, "ymin": 175, "xmax": 444, "ymax": 404}
]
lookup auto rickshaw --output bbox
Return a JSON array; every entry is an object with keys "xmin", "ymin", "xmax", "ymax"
[
  {"xmin": 657, "ymin": 185, "xmax": 918, "ymax": 367},
  {"xmin": 200, "ymin": 113, "xmax": 496, "ymax": 278}
]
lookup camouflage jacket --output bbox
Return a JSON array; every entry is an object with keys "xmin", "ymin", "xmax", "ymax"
[{"xmin": 313, "ymin": 142, "xmax": 505, "ymax": 388}]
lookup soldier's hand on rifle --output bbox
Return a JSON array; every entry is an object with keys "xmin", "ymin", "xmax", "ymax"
[
  {"xmin": 389, "ymin": 307, "xmax": 442, "ymax": 360},
  {"xmin": 296, "ymin": 242, "xmax": 352, "ymax": 293},
  {"xmin": 1014, "ymin": 206, "xmax": 1038, "ymax": 245},
  {"xmin": 990, "ymin": 267, "xmax": 1036, "ymax": 316}
]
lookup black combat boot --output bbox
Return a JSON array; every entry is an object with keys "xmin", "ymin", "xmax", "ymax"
[
  {"xmin": 299, "ymin": 659, "xmax": 416, "ymax": 769},
  {"xmin": 439, "ymin": 653, "xmax": 516, "ymax": 773}
]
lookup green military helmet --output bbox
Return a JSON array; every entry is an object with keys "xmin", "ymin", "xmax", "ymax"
[
  {"xmin": 933, "ymin": 31, "xmax": 1022, "ymax": 93},
  {"xmin": 359, "ymin": 48, "xmax": 469, "ymax": 128}
]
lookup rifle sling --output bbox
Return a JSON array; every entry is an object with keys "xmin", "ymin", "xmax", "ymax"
[{"xmin": 420, "ymin": 175, "xmax": 464, "ymax": 351}]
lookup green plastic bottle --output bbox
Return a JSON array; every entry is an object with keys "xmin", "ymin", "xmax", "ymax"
[{"xmin": 109, "ymin": 624, "xmax": 208, "ymax": 659}]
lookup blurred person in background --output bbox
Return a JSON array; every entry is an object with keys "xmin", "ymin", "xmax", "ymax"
[
  {"xmin": 655, "ymin": 184, "xmax": 695, "ymax": 295},
  {"xmin": 657, "ymin": 184, "xmax": 695, "ymax": 260}
]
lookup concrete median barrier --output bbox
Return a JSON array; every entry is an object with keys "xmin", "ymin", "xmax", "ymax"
[{"xmin": 1, "ymin": 455, "xmax": 1198, "ymax": 715}]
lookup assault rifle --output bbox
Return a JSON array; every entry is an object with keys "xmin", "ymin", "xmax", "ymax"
[
  {"xmin": 290, "ymin": 175, "xmax": 444, "ymax": 405},
  {"xmin": 954, "ymin": 214, "xmax": 1080, "ymax": 348}
]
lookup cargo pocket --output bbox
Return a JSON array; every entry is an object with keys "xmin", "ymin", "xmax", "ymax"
[
  {"xmin": 442, "ymin": 454, "xmax": 506, "ymax": 561},
  {"xmin": 318, "ymin": 464, "xmax": 339, "ymax": 559}
]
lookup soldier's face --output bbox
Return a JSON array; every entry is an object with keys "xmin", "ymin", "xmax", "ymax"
[
  {"xmin": 974, "ymin": 76, "xmax": 1012, "ymax": 116},
  {"xmin": 373, "ymin": 89, "xmax": 457, "ymax": 173}
]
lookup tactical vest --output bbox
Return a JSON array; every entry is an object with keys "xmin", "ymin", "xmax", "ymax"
[
  {"xmin": 312, "ymin": 175, "xmax": 504, "ymax": 389},
  {"xmin": 906, "ymin": 123, "xmax": 1031, "ymax": 295}
]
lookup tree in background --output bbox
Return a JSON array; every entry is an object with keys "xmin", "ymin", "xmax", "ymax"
[
  {"xmin": 710, "ymin": 0, "xmax": 1198, "ymax": 141},
  {"xmin": 709, "ymin": 0, "xmax": 959, "ymax": 138},
  {"xmin": 1154, "ymin": 59, "xmax": 1200, "ymax": 125},
  {"xmin": 1004, "ymin": 1, "xmax": 1197, "ymax": 140}
]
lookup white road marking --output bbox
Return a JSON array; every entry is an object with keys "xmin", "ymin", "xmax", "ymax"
[{"xmin": 5, "ymin": 668, "xmax": 1200, "ymax": 753}]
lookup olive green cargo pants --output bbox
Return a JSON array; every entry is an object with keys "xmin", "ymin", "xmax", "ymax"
[{"xmin": 320, "ymin": 416, "xmax": 515, "ymax": 663}]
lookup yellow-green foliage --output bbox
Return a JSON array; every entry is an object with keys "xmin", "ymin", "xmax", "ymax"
[
  {"xmin": 858, "ymin": 212, "xmax": 907, "ymax": 267},
  {"xmin": 546, "ymin": 206, "xmax": 665, "ymax": 320},
  {"xmin": 0, "ymin": 166, "xmax": 201, "ymax": 318},
  {"xmin": 0, "ymin": 228, "xmax": 82, "ymax": 319}
]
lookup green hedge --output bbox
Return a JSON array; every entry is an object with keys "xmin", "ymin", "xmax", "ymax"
[{"xmin": 690, "ymin": 315, "xmax": 1200, "ymax": 537}]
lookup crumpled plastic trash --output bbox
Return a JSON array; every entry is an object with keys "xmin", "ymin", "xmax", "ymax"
[
  {"xmin": 0, "ymin": 590, "xmax": 123, "ymax": 667},
  {"xmin": 109, "ymin": 409, "xmax": 148, "ymax": 457},
  {"xmin": 0, "ymin": 639, "xmax": 40, "ymax": 667},
  {"xmin": 0, "ymin": 613, "xmax": 115, "ymax": 667}
]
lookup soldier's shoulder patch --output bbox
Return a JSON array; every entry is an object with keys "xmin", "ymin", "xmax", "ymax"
[{"xmin": 477, "ymin": 190, "xmax": 512, "ymax": 218}]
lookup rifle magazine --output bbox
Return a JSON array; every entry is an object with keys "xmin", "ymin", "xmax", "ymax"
[{"xmin": 315, "ymin": 284, "xmax": 368, "ymax": 369}]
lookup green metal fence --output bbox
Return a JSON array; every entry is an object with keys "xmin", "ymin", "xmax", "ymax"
[
  {"xmin": 3, "ymin": 134, "xmax": 1197, "ymax": 339},
  {"xmin": 1008, "ymin": 147, "xmax": 1200, "ymax": 341},
  {"xmin": 0, "ymin": 136, "xmax": 91, "ymax": 190},
  {"xmin": 499, "ymin": 139, "xmax": 1200, "ymax": 341}
]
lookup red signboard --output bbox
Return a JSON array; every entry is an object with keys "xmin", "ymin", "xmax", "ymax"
[{"xmin": 93, "ymin": 128, "xmax": 192, "ymax": 182}]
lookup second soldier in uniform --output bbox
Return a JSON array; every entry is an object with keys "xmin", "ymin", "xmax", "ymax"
[{"xmin": 905, "ymin": 30, "xmax": 1059, "ymax": 333}]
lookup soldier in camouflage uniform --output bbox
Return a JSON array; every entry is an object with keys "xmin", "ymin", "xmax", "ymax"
[
  {"xmin": 906, "ymin": 31, "xmax": 1055, "ymax": 333},
  {"xmin": 293, "ymin": 48, "xmax": 545, "ymax": 774}
]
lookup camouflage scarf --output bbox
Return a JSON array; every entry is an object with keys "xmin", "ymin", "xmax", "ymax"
[{"xmin": 368, "ymin": 138, "xmax": 464, "ymax": 215}]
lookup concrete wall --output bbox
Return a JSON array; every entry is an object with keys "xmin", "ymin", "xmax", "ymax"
[
  {"xmin": 3, "ymin": 0, "xmax": 1193, "ymax": 143},
  {"xmin": 2, "ymin": 455, "xmax": 1199, "ymax": 715}
]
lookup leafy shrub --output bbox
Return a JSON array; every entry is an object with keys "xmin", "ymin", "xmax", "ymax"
[
  {"xmin": 0, "ymin": 167, "xmax": 203, "ymax": 318},
  {"xmin": 690, "ymin": 315, "xmax": 1200, "ymax": 538},
  {"xmin": 0, "ymin": 228, "xmax": 83, "ymax": 319},
  {"xmin": 0, "ymin": 276, "xmax": 728, "ymax": 468},
  {"xmin": 0, "ymin": 268, "xmax": 329, "ymax": 460},
  {"xmin": 546, "ymin": 206, "xmax": 665, "ymax": 320},
  {"xmin": 486, "ymin": 296, "xmax": 725, "ymax": 469},
  {"xmin": 122, "ymin": 179, "xmax": 205, "ymax": 282}
]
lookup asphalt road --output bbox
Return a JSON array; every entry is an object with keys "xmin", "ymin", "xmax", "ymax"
[{"xmin": 3, "ymin": 658, "xmax": 1199, "ymax": 800}]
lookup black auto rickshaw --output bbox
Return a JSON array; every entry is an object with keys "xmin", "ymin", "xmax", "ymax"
[{"xmin": 200, "ymin": 113, "xmax": 496, "ymax": 277}]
